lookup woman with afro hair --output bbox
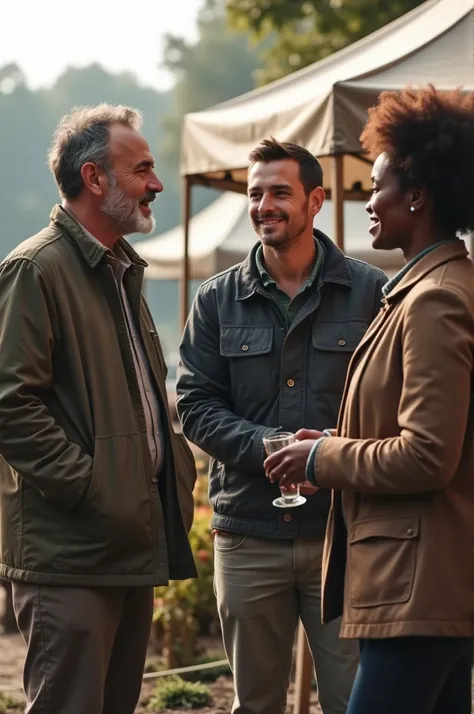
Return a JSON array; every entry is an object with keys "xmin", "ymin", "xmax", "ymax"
[{"xmin": 264, "ymin": 85, "xmax": 474, "ymax": 713}]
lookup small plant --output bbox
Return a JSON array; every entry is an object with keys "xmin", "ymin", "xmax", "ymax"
[
  {"xmin": 0, "ymin": 692, "xmax": 20, "ymax": 713},
  {"xmin": 152, "ymin": 477, "xmax": 219, "ymax": 668},
  {"xmin": 148, "ymin": 676, "xmax": 212, "ymax": 710}
]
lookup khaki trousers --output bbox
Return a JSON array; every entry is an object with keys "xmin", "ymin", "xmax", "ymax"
[
  {"xmin": 12, "ymin": 583, "xmax": 154, "ymax": 714},
  {"xmin": 214, "ymin": 534, "xmax": 358, "ymax": 714}
]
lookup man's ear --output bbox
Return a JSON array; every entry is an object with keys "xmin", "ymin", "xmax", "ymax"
[
  {"xmin": 80, "ymin": 162, "xmax": 108, "ymax": 197},
  {"xmin": 309, "ymin": 186, "xmax": 325, "ymax": 217}
]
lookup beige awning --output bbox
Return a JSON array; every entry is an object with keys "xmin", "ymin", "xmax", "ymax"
[{"xmin": 181, "ymin": 0, "xmax": 474, "ymax": 194}]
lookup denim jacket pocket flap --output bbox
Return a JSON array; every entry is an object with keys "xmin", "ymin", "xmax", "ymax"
[
  {"xmin": 312, "ymin": 320, "xmax": 368, "ymax": 352},
  {"xmin": 220, "ymin": 325, "xmax": 273, "ymax": 357}
]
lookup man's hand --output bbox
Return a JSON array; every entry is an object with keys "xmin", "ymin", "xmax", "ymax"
[
  {"xmin": 299, "ymin": 481, "xmax": 319, "ymax": 496},
  {"xmin": 264, "ymin": 440, "xmax": 318, "ymax": 490},
  {"xmin": 295, "ymin": 428, "xmax": 325, "ymax": 441}
]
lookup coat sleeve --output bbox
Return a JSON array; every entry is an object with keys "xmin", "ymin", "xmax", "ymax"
[
  {"xmin": 313, "ymin": 285, "xmax": 473, "ymax": 494},
  {"xmin": 176, "ymin": 285, "xmax": 279, "ymax": 472},
  {"xmin": 372, "ymin": 270, "xmax": 388, "ymax": 320},
  {"xmin": 0, "ymin": 258, "xmax": 93, "ymax": 509}
]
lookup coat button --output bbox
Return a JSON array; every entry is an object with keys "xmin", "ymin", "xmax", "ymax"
[
  {"xmin": 338, "ymin": 339, "xmax": 346, "ymax": 346},
  {"xmin": 406, "ymin": 528, "xmax": 414, "ymax": 536},
  {"xmin": 151, "ymin": 477, "xmax": 158, "ymax": 484},
  {"xmin": 241, "ymin": 344, "xmax": 249, "ymax": 352},
  {"xmin": 283, "ymin": 514, "xmax": 292, "ymax": 522},
  {"xmin": 287, "ymin": 378, "xmax": 295, "ymax": 388}
]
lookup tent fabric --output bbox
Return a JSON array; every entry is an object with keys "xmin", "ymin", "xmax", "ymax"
[
  {"xmin": 134, "ymin": 192, "xmax": 403, "ymax": 280},
  {"xmin": 181, "ymin": 0, "xmax": 474, "ymax": 192}
]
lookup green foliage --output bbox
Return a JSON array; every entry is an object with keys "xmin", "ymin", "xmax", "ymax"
[
  {"xmin": 227, "ymin": 0, "xmax": 426, "ymax": 84},
  {"xmin": 0, "ymin": 62, "xmax": 172, "ymax": 259},
  {"xmin": 0, "ymin": 692, "xmax": 20, "ymax": 713},
  {"xmin": 148, "ymin": 676, "xmax": 212, "ymax": 710},
  {"xmin": 153, "ymin": 473, "xmax": 217, "ymax": 669},
  {"xmin": 159, "ymin": 0, "xmax": 262, "ymax": 215},
  {"xmin": 0, "ymin": 0, "xmax": 263, "ymax": 362}
]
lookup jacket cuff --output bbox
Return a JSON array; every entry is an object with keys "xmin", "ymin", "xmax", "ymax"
[{"xmin": 305, "ymin": 437, "xmax": 327, "ymax": 487}]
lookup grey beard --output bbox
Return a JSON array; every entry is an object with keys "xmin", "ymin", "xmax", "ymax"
[{"xmin": 101, "ymin": 179, "xmax": 155, "ymax": 235}]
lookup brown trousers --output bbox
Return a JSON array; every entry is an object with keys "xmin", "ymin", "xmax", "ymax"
[{"xmin": 12, "ymin": 583, "xmax": 154, "ymax": 714}]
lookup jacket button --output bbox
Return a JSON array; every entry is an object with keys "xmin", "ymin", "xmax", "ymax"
[
  {"xmin": 241, "ymin": 344, "xmax": 249, "ymax": 352},
  {"xmin": 338, "ymin": 339, "xmax": 346, "ymax": 346},
  {"xmin": 406, "ymin": 528, "xmax": 414, "ymax": 536},
  {"xmin": 151, "ymin": 477, "xmax": 158, "ymax": 484},
  {"xmin": 283, "ymin": 514, "xmax": 292, "ymax": 522},
  {"xmin": 287, "ymin": 379, "xmax": 295, "ymax": 388}
]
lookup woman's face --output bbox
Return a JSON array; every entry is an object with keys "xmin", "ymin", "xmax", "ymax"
[{"xmin": 366, "ymin": 152, "xmax": 413, "ymax": 252}]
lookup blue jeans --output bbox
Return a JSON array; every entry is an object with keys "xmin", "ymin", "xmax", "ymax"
[{"xmin": 347, "ymin": 636, "xmax": 473, "ymax": 714}]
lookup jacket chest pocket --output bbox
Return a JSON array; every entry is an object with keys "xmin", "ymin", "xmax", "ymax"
[
  {"xmin": 348, "ymin": 517, "xmax": 420, "ymax": 608},
  {"xmin": 220, "ymin": 325, "xmax": 274, "ymax": 402},
  {"xmin": 309, "ymin": 320, "xmax": 368, "ymax": 394}
]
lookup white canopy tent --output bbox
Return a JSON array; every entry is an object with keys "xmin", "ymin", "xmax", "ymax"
[
  {"xmin": 135, "ymin": 192, "xmax": 403, "ymax": 280},
  {"xmin": 178, "ymin": 0, "xmax": 474, "ymax": 324}
]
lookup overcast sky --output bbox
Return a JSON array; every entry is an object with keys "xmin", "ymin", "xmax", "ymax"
[{"xmin": 0, "ymin": 0, "xmax": 202, "ymax": 90}]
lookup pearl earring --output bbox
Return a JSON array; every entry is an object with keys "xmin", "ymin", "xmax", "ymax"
[{"xmin": 410, "ymin": 207, "xmax": 415, "ymax": 212}]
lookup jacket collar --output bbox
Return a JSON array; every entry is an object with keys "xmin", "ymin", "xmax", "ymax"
[
  {"xmin": 49, "ymin": 204, "xmax": 148, "ymax": 270},
  {"xmin": 385, "ymin": 239, "xmax": 469, "ymax": 303},
  {"xmin": 236, "ymin": 229, "xmax": 352, "ymax": 301}
]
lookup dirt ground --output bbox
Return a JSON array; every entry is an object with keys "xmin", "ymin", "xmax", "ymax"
[
  {"xmin": 0, "ymin": 627, "xmax": 322, "ymax": 713},
  {"xmin": 2, "ymin": 626, "xmax": 474, "ymax": 713}
]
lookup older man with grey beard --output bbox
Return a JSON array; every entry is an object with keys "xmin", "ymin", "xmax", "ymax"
[{"xmin": 0, "ymin": 104, "xmax": 197, "ymax": 714}]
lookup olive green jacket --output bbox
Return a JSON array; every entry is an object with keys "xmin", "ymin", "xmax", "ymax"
[{"xmin": 0, "ymin": 205, "xmax": 197, "ymax": 586}]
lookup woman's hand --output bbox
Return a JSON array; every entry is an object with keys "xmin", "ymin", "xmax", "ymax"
[{"xmin": 264, "ymin": 439, "xmax": 318, "ymax": 490}]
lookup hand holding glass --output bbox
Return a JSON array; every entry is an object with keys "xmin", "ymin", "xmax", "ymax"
[{"xmin": 263, "ymin": 432, "xmax": 307, "ymax": 508}]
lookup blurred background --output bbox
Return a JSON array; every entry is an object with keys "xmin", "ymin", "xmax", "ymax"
[{"xmin": 0, "ymin": 0, "xmax": 425, "ymax": 373}]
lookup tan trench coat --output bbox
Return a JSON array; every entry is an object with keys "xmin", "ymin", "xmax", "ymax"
[{"xmin": 315, "ymin": 240, "xmax": 474, "ymax": 639}]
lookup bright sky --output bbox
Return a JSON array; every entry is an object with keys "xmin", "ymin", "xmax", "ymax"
[{"xmin": 0, "ymin": 0, "xmax": 202, "ymax": 91}]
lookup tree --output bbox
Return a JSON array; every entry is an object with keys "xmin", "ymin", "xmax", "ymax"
[
  {"xmin": 159, "ymin": 0, "xmax": 262, "ymax": 217},
  {"xmin": 0, "ymin": 63, "xmax": 172, "ymax": 258},
  {"xmin": 227, "ymin": 0, "xmax": 426, "ymax": 85}
]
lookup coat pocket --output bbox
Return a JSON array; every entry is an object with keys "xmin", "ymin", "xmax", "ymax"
[
  {"xmin": 310, "ymin": 320, "xmax": 368, "ymax": 395},
  {"xmin": 220, "ymin": 325, "xmax": 274, "ymax": 403},
  {"xmin": 348, "ymin": 516, "xmax": 419, "ymax": 608}
]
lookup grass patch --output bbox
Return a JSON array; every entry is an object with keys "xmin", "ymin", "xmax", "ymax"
[{"xmin": 148, "ymin": 676, "xmax": 212, "ymax": 710}]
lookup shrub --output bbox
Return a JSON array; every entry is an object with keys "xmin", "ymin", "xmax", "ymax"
[
  {"xmin": 153, "ymin": 502, "xmax": 217, "ymax": 667},
  {"xmin": 152, "ymin": 472, "xmax": 219, "ymax": 668},
  {"xmin": 148, "ymin": 676, "xmax": 212, "ymax": 710},
  {"xmin": 0, "ymin": 692, "xmax": 20, "ymax": 713}
]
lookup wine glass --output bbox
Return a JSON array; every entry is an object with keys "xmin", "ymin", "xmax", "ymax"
[{"xmin": 263, "ymin": 432, "xmax": 307, "ymax": 508}]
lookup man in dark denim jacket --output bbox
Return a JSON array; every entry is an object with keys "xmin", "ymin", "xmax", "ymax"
[{"xmin": 177, "ymin": 139, "xmax": 387, "ymax": 714}]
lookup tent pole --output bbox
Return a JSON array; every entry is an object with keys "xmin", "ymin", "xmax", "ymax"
[
  {"xmin": 332, "ymin": 154, "xmax": 345, "ymax": 251},
  {"xmin": 293, "ymin": 622, "xmax": 312, "ymax": 714},
  {"xmin": 180, "ymin": 176, "xmax": 192, "ymax": 330}
]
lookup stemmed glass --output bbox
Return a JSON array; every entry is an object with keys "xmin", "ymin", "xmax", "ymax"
[{"xmin": 263, "ymin": 432, "xmax": 307, "ymax": 508}]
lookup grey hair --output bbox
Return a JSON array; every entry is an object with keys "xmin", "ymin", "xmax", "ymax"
[{"xmin": 48, "ymin": 104, "xmax": 143, "ymax": 200}]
